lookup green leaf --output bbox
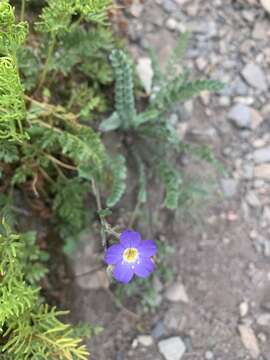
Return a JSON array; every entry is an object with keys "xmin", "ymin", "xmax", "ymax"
[
  {"xmin": 159, "ymin": 162, "xmax": 182, "ymax": 209},
  {"xmin": 106, "ymin": 155, "xmax": 127, "ymax": 207},
  {"xmin": 100, "ymin": 112, "xmax": 121, "ymax": 132},
  {"xmin": 110, "ymin": 50, "xmax": 136, "ymax": 129}
]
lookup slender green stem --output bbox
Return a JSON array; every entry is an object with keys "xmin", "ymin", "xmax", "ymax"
[
  {"xmin": 128, "ymin": 199, "xmax": 141, "ymax": 229},
  {"xmin": 38, "ymin": 34, "xmax": 56, "ymax": 91},
  {"xmin": 91, "ymin": 178, "xmax": 107, "ymax": 249},
  {"xmin": 20, "ymin": 0, "xmax": 26, "ymax": 22}
]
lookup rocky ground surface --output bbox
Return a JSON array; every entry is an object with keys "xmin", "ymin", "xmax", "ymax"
[{"xmin": 68, "ymin": 1, "xmax": 270, "ymax": 359}]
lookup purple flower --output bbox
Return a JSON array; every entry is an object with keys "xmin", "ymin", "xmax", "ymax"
[{"xmin": 104, "ymin": 230, "xmax": 157, "ymax": 284}]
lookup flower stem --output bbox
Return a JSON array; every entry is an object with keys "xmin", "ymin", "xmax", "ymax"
[
  {"xmin": 91, "ymin": 178, "xmax": 107, "ymax": 249},
  {"xmin": 38, "ymin": 34, "xmax": 56, "ymax": 91},
  {"xmin": 20, "ymin": 0, "xmax": 26, "ymax": 21}
]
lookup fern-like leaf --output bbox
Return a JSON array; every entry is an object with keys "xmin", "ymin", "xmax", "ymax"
[
  {"xmin": 110, "ymin": 50, "xmax": 136, "ymax": 129},
  {"xmin": 106, "ymin": 155, "xmax": 127, "ymax": 207},
  {"xmin": 159, "ymin": 162, "xmax": 182, "ymax": 209}
]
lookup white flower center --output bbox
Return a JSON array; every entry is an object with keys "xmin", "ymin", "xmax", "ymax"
[{"xmin": 123, "ymin": 247, "xmax": 138, "ymax": 263}]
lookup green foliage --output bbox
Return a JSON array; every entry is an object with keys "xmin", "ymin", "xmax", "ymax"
[
  {"xmin": 59, "ymin": 126, "xmax": 106, "ymax": 179},
  {"xmin": 106, "ymin": 155, "xmax": 127, "ymax": 207},
  {"xmin": 52, "ymin": 25, "xmax": 114, "ymax": 79},
  {"xmin": 101, "ymin": 41, "xmax": 223, "ymax": 210},
  {"xmin": 0, "ymin": 140, "xmax": 19, "ymax": 162},
  {"xmin": 159, "ymin": 162, "xmax": 182, "ymax": 209},
  {"xmin": 53, "ymin": 177, "xmax": 88, "ymax": 236},
  {"xmin": 0, "ymin": 1, "xmax": 28, "ymax": 54},
  {"xmin": 36, "ymin": 0, "xmax": 109, "ymax": 33},
  {"xmin": 37, "ymin": 0, "xmax": 111, "ymax": 34},
  {"xmin": 0, "ymin": 0, "xmax": 224, "ymax": 355},
  {"xmin": 75, "ymin": 0, "xmax": 112, "ymax": 23},
  {"xmin": 0, "ymin": 1, "xmax": 117, "ymax": 357},
  {"xmin": 0, "ymin": 56, "xmax": 27, "ymax": 141},
  {"xmin": 0, "ymin": 2, "xmax": 29, "ymax": 141},
  {"xmin": 151, "ymin": 78, "xmax": 223, "ymax": 115},
  {"xmin": 0, "ymin": 221, "xmax": 89, "ymax": 359},
  {"xmin": 17, "ymin": 47, "xmax": 40, "ymax": 91},
  {"xmin": 109, "ymin": 50, "xmax": 136, "ymax": 129}
]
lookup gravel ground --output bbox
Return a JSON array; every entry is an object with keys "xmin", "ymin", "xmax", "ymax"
[{"xmin": 68, "ymin": 1, "xmax": 270, "ymax": 359}]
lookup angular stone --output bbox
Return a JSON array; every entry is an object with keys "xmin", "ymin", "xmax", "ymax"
[
  {"xmin": 165, "ymin": 282, "xmax": 189, "ymax": 303},
  {"xmin": 254, "ymin": 164, "xmax": 270, "ymax": 180},
  {"xmin": 252, "ymin": 22, "xmax": 268, "ymax": 40},
  {"xmin": 257, "ymin": 313, "xmax": 270, "ymax": 326},
  {"xmin": 158, "ymin": 337, "xmax": 186, "ymax": 360},
  {"xmin": 137, "ymin": 335, "xmax": 154, "ymax": 347},
  {"xmin": 228, "ymin": 104, "xmax": 252, "ymax": 129},
  {"xmin": 129, "ymin": 0, "xmax": 143, "ymax": 17},
  {"xmin": 253, "ymin": 147, "xmax": 270, "ymax": 164},
  {"xmin": 238, "ymin": 324, "xmax": 260, "ymax": 359},
  {"xmin": 151, "ymin": 321, "xmax": 166, "ymax": 339},
  {"xmin": 221, "ymin": 178, "xmax": 238, "ymax": 198},
  {"xmin": 174, "ymin": 0, "xmax": 190, "ymax": 4},
  {"xmin": 261, "ymin": 0, "xmax": 270, "ymax": 13},
  {"xmin": 241, "ymin": 63, "xmax": 267, "ymax": 91},
  {"xmin": 163, "ymin": 0, "xmax": 177, "ymax": 13},
  {"xmin": 246, "ymin": 191, "xmax": 261, "ymax": 208},
  {"xmin": 250, "ymin": 108, "xmax": 264, "ymax": 129},
  {"xmin": 164, "ymin": 306, "xmax": 186, "ymax": 331}
]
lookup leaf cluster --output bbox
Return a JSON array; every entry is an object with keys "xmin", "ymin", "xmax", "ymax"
[
  {"xmin": 100, "ymin": 40, "xmax": 223, "ymax": 209},
  {"xmin": 0, "ymin": 2, "xmax": 28, "ymax": 141},
  {"xmin": 0, "ymin": 220, "xmax": 89, "ymax": 359}
]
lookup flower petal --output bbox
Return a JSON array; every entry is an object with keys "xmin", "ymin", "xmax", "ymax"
[
  {"xmin": 104, "ymin": 244, "xmax": 124, "ymax": 265},
  {"xmin": 120, "ymin": 229, "xmax": 141, "ymax": 248},
  {"xmin": 138, "ymin": 240, "xmax": 157, "ymax": 258},
  {"xmin": 134, "ymin": 257, "xmax": 154, "ymax": 278},
  {"xmin": 113, "ymin": 262, "xmax": 134, "ymax": 283}
]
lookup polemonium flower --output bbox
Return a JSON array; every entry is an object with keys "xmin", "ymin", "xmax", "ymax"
[{"xmin": 104, "ymin": 229, "xmax": 157, "ymax": 284}]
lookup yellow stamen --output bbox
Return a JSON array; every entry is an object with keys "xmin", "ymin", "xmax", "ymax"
[{"xmin": 123, "ymin": 247, "xmax": 138, "ymax": 263}]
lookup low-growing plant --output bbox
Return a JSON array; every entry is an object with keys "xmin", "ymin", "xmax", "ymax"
[{"xmin": 0, "ymin": 0, "xmax": 223, "ymax": 356}]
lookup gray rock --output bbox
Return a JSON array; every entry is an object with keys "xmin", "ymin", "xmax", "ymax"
[
  {"xmin": 116, "ymin": 352, "xmax": 125, "ymax": 360},
  {"xmin": 254, "ymin": 164, "xmax": 270, "ymax": 180},
  {"xmin": 257, "ymin": 313, "xmax": 270, "ymax": 326},
  {"xmin": 164, "ymin": 306, "xmax": 186, "ymax": 331},
  {"xmin": 152, "ymin": 321, "xmax": 166, "ymax": 339},
  {"xmin": 163, "ymin": 0, "xmax": 177, "ymax": 13},
  {"xmin": 242, "ymin": 163, "xmax": 254, "ymax": 180},
  {"xmin": 255, "ymin": 237, "xmax": 270, "ymax": 257},
  {"xmin": 233, "ymin": 79, "xmax": 249, "ymax": 96},
  {"xmin": 158, "ymin": 337, "xmax": 186, "ymax": 360},
  {"xmin": 205, "ymin": 351, "xmax": 214, "ymax": 360},
  {"xmin": 253, "ymin": 147, "xmax": 270, "ymax": 164},
  {"xmin": 174, "ymin": 0, "xmax": 190, "ymax": 4},
  {"xmin": 246, "ymin": 191, "xmax": 261, "ymax": 208},
  {"xmin": 252, "ymin": 22, "xmax": 268, "ymax": 40},
  {"xmin": 188, "ymin": 20, "xmax": 217, "ymax": 38},
  {"xmin": 221, "ymin": 178, "xmax": 238, "ymax": 198},
  {"xmin": 261, "ymin": 298, "xmax": 270, "ymax": 312},
  {"xmin": 165, "ymin": 282, "xmax": 189, "ymax": 303},
  {"xmin": 241, "ymin": 63, "xmax": 268, "ymax": 91},
  {"xmin": 129, "ymin": 0, "xmax": 143, "ymax": 17},
  {"xmin": 228, "ymin": 104, "xmax": 252, "ymax": 129},
  {"xmin": 72, "ymin": 232, "xmax": 109, "ymax": 290}
]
